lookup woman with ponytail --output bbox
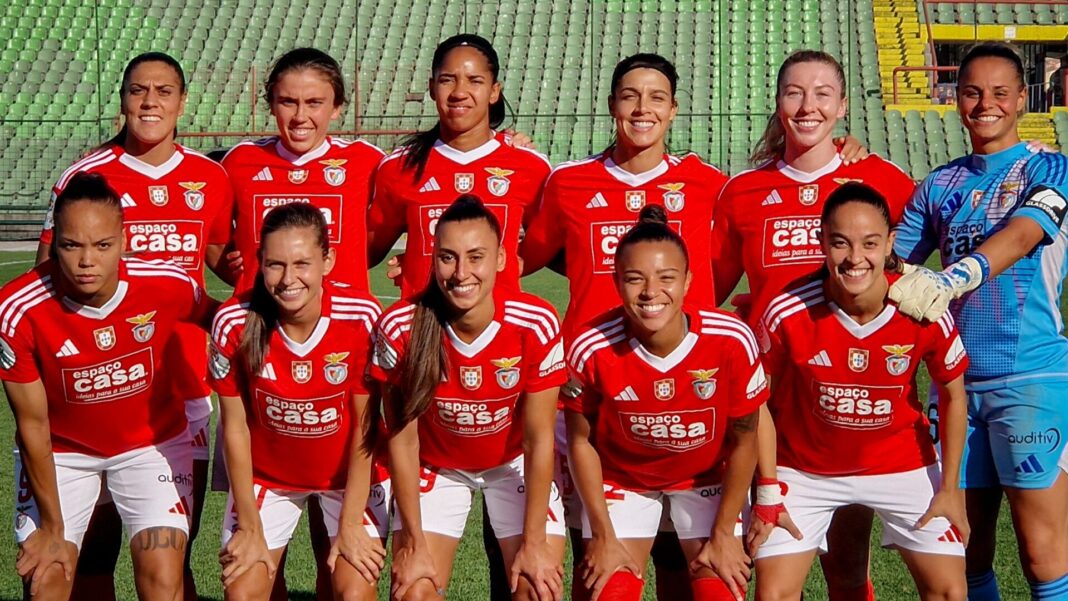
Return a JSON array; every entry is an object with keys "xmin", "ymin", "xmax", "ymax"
[
  {"xmin": 370, "ymin": 195, "xmax": 566, "ymax": 600},
  {"xmin": 367, "ymin": 34, "xmax": 551, "ymax": 299},
  {"xmin": 209, "ymin": 203, "xmax": 386, "ymax": 601},
  {"xmin": 565, "ymin": 204, "xmax": 768, "ymax": 601}
]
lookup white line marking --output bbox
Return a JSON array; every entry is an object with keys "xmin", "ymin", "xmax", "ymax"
[{"xmin": 0, "ymin": 259, "xmax": 32, "ymax": 266}]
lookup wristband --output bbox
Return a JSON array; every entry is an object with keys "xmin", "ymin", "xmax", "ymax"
[
  {"xmin": 972, "ymin": 252, "xmax": 991, "ymax": 283},
  {"xmin": 755, "ymin": 477, "xmax": 786, "ymax": 505}
]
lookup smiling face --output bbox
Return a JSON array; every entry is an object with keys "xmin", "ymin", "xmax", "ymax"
[
  {"xmin": 430, "ymin": 46, "xmax": 501, "ymax": 138},
  {"xmin": 53, "ymin": 200, "xmax": 125, "ymax": 307},
  {"xmin": 609, "ymin": 67, "xmax": 677, "ymax": 154},
  {"xmin": 822, "ymin": 201, "xmax": 895, "ymax": 299},
  {"xmin": 260, "ymin": 225, "xmax": 335, "ymax": 318},
  {"xmin": 270, "ymin": 68, "xmax": 342, "ymax": 155},
  {"xmin": 614, "ymin": 239, "xmax": 691, "ymax": 339},
  {"xmin": 957, "ymin": 56, "xmax": 1025, "ymax": 154},
  {"xmin": 121, "ymin": 60, "xmax": 186, "ymax": 150},
  {"xmin": 777, "ymin": 60, "xmax": 846, "ymax": 155},
  {"xmin": 433, "ymin": 217, "xmax": 504, "ymax": 315}
]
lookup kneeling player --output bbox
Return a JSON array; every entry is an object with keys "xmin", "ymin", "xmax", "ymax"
[
  {"xmin": 209, "ymin": 203, "xmax": 387, "ymax": 601},
  {"xmin": 565, "ymin": 205, "xmax": 768, "ymax": 601},
  {"xmin": 753, "ymin": 183, "xmax": 969, "ymax": 600}
]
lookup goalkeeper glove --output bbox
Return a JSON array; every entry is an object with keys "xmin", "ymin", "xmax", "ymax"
[{"xmin": 889, "ymin": 254, "xmax": 989, "ymax": 321}]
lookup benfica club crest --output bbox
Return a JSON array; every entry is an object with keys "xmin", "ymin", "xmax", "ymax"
[
  {"xmin": 491, "ymin": 356, "xmax": 521, "ymax": 389},
  {"xmin": 125, "ymin": 311, "xmax": 157, "ymax": 343},
  {"xmin": 625, "ymin": 190, "xmax": 646, "ymax": 212},
  {"xmin": 688, "ymin": 368, "xmax": 719, "ymax": 400},
  {"xmin": 178, "ymin": 182, "xmax": 206, "ymax": 211},
  {"xmin": 848, "ymin": 348, "xmax": 869, "ymax": 373},
  {"xmin": 799, "ymin": 184, "xmax": 819, "ymax": 206},
  {"xmin": 654, "ymin": 378, "xmax": 675, "ymax": 401},
  {"xmin": 93, "ymin": 326, "xmax": 116, "ymax": 351},
  {"xmin": 454, "ymin": 172, "xmax": 475, "ymax": 193},
  {"xmin": 320, "ymin": 159, "xmax": 348, "ymax": 187},
  {"xmin": 485, "ymin": 167, "xmax": 514, "ymax": 197},
  {"xmin": 658, "ymin": 183, "xmax": 686, "ymax": 212},
  {"xmin": 881, "ymin": 344, "xmax": 914, "ymax": 376},
  {"xmin": 288, "ymin": 169, "xmax": 309, "ymax": 184},
  {"xmin": 998, "ymin": 181, "xmax": 1019, "ymax": 208},
  {"xmin": 323, "ymin": 351, "xmax": 350, "ymax": 385},
  {"xmin": 459, "ymin": 365, "xmax": 482, "ymax": 390},
  {"xmin": 148, "ymin": 185, "xmax": 169, "ymax": 207},
  {"xmin": 292, "ymin": 360, "xmax": 312, "ymax": 384}
]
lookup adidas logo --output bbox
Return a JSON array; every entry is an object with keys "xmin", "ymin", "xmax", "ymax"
[
  {"xmin": 191, "ymin": 429, "xmax": 209, "ymax": 448},
  {"xmin": 252, "ymin": 167, "xmax": 273, "ymax": 181},
  {"xmin": 1015, "ymin": 454, "xmax": 1045, "ymax": 474},
  {"xmin": 419, "ymin": 177, "xmax": 441, "ymax": 193},
  {"xmin": 260, "ymin": 363, "xmax": 277, "ymax": 381},
  {"xmin": 120, "ymin": 193, "xmax": 137, "ymax": 208},
  {"xmin": 937, "ymin": 526, "xmax": 964, "ymax": 543},
  {"xmin": 586, "ymin": 192, "xmax": 608, "ymax": 209},
  {"xmin": 762, "ymin": 190, "xmax": 783, "ymax": 206},
  {"xmin": 613, "ymin": 386, "xmax": 638, "ymax": 401},
  {"xmin": 807, "ymin": 350, "xmax": 831, "ymax": 367},
  {"xmin": 168, "ymin": 497, "xmax": 191, "ymax": 516},
  {"xmin": 57, "ymin": 339, "xmax": 80, "ymax": 357}
]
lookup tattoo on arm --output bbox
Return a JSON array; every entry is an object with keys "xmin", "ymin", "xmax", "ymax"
[{"xmin": 134, "ymin": 527, "xmax": 187, "ymax": 552}]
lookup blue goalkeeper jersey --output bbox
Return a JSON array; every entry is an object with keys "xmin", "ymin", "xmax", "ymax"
[{"xmin": 894, "ymin": 143, "xmax": 1068, "ymax": 390}]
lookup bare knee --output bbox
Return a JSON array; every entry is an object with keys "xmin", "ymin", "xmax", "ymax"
[
  {"xmin": 26, "ymin": 561, "xmax": 76, "ymax": 601},
  {"xmin": 334, "ymin": 582, "xmax": 377, "ymax": 601},
  {"xmin": 400, "ymin": 581, "xmax": 444, "ymax": 601},
  {"xmin": 918, "ymin": 578, "xmax": 967, "ymax": 601}
]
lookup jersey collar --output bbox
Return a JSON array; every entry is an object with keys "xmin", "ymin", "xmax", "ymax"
[
  {"xmin": 603, "ymin": 155, "xmax": 669, "ymax": 187},
  {"xmin": 446, "ymin": 320, "xmax": 501, "ymax": 358},
  {"xmin": 775, "ymin": 154, "xmax": 843, "ymax": 184},
  {"xmin": 277, "ymin": 315, "xmax": 331, "ymax": 357},
  {"xmin": 627, "ymin": 314, "xmax": 699, "ymax": 373},
  {"xmin": 117, "ymin": 146, "xmax": 184, "ymax": 180},
  {"xmin": 275, "ymin": 138, "xmax": 331, "ymax": 166},
  {"xmin": 61, "ymin": 280, "xmax": 129, "ymax": 320},
  {"xmin": 968, "ymin": 142, "xmax": 1029, "ymax": 174},
  {"xmin": 828, "ymin": 301, "xmax": 896, "ymax": 339},
  {"xmin": 432, "ymin": 135, "xmax": 501, "ymax": 165}
]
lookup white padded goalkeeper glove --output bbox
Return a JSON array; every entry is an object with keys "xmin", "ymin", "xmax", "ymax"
[{"xmin": 889, "ymin": 255, "xmax": 988, "ymax": 321}]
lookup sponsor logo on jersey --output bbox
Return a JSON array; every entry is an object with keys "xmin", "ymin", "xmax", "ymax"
[
  {"xmin": 127, "ymin": 220, "xmax": 206, "ymax": 271},
  {"xmin": 807, "ymin": 350, "xmax": 832, "ymax": 367},
  {"xmin": 1022, "ymin": 186, "xmax": 1068, "ymax": 226},
  {"xmin": 591, "ymin": 220, "xmax": 682, "ymax": 274},
  {"xmin": 254, "ymin": 195, "xmax": 342, "ymax": 244},
  {"xmin": 292, "ymin": 361, "xmax": 312, "ymax": 384},
  {"xmin": 61, "ymin": 347, "xmax": 153, "ymax": 404},
  {"xmin": 881, "ymin": 344, "xmax": 913, "ymax": 376},
  {"xmin": 178, "ymin": 181, "xmax": 206, "ymax": 211},
  {"xmin": 538, "ymin": 340, "xmax": 565, "ymax": 377},
  {"xmin": 688, "ymin": 369, "xmax": 718, "ymax": 400},
  {"xmin": 252, "ymin": 167, "xmax": 273, "ymax": 181},
  {"xmin": 148, "ymin": 185, "xmax": 169, "ymax": 206},
  {"xmin": 454, "ymin": 172, "xmax": 475, "ymax": 193},
  {"xmin": 847, "ymin": 348, "xmax": 869, "ymax": 372},
  {"xmin": 813, "ymin": 382, "xmax": 901, "ymax": 430},
  {"xmin": 613, "ymin": 386, "xmax": 639, "ymax": 401},
  {"xmin": 658, "ymin": 183, "xmax": 685, "ymax": 212},
  {"xmin": 125, "ymin": 311, "xmax": 157, "ymax": 344},
  {"xmin": 0, "ymin": 336, "xmax": 15, "ymax": 369},
  {"xmin": 259, "ymin": 362, "xmax": 277, "ymax": 381},
  {"xmin": 93, "ymin": 326, "xmax": 116, "ymax": 351},
  {"xmin": 799, "ymin": 184, "xmax": 818, "ymax": 206},
  {"xmin": 619, "ymin": 408, "xmax": 715, "ymax": 451},
  {"xmin": 288, "ymin": 169, "xmax": 309, "ymax": 184},
  {"xmin": 256, "ymin": 389, "xmax": 344, "ymax": 438},
  {"xmin": 761, "ymin": 216, "xmax": 822, "ymax": 268},
  {"xmin": 120, "ymin": 192, "xmax": 137, "ymax": 208},
  {"xmin": 761, "ymin": 190, "xmax": 783, "ymax": 206},
  {"xmin": 418, "ymin": 177, "xmax": 441, "ymax": 193},
  {"xmin": 460, "ymin": 365, "xmax": 482, "ymax": 390},
  {"xmin": 971, "ymin": 189, "xmax": 985, "ymax": 209},
  {"xmin": 625, "ymin": 190, "xmax": 646, "ymax": 212},
  {"xmin": 944, "ymin": 335, "xmax": 966, "ymax": 370},
  {"xmin": 320, "ymin": 159, "xmax": 347, "ymax": 186},
  {"xmin": 57, "ymin": 339, "xmax": 80, "ymax": 358},
  {"xmin": 433, "ymin": 395, "xmax": 514, "ymax": 436},
  {"xmin": 586, "ymin": 192, "xmax": 608, "ymax": 209},
  {"xmin": 485, "ymin": 167, "xmax": 513, "ymax": 197},
  {"xmin": 491, "ymin": 356, "xmax": 521, "ymax": 389},
  {"xmin": 653, "ymin": 378, "xmax": 675, "ymax": 400},
  {"xmin": 323, "ymin": 352, "xmax": 350, "ymax": 385}
]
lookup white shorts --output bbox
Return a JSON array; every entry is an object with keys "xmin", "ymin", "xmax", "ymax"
[
  {"xmin": 187, "ymin": 412, "xmax": 210, "ymax": 462},
  {"xmin": 184, "ymin": 394, "xmax": 213, "ymax": 425},
  {"xmin": 553, "ymin": 412, "xmax": 583, "ymax": 530},
  {"xmin": 14, "ymin": 434, "xmax": 193, "ymax": 549},
  {"xmin": 580, "ymin": 482, "xmax": 743, "ymax": 540},
  {"xmin": 394, "ymin": 455, "xmax": 566, "ymax": 539},
  {"xmin": 222, "ymin": 479, "xmax": 392, "ymax": 550},
  {"xmin": 756, "ymin": 465, "xmax": 966, "ymax": 559}
]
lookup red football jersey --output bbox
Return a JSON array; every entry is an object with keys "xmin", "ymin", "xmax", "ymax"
[
  {"xmin": 368, "ymin": 132, "xmax": 551, "ymax": 299},
  {"xmin": 369, "ymin": 291, "xmax": 567, "ymax": 471},
  {"xmin": 210, "ymin": 285, "xmax": 381, "ymax": 491},
  {"xmin": 710, "ymin": 154, "xmax": 914, "ymax": 326},
  {"xmin": 40, "ymin": 144, "xmax": 234, "ymax": 407},
  {"xmin": 0, "ymin": 259, "xmax": 212, "ymax": 456},
  {"xmin": 759, "ymin": 277, "xmax": 969, "ymax": 476},
  {"xmin": 522, "ymin": 153, "xmax": 727, "ymax": 339},
  {"xmin": 565, "ymin": 307, "xmax": 769, "ymax": 491},
  {"xmin": 223, "ymin": 136, "xmax": 383, "ymax": 293}
]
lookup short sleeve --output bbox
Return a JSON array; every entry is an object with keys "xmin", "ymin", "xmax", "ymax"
[
  {"xmin": 726, "ymin": 326, "xmax": 769, "ymax": 417},
  {"xmin": 366, "ymin": 158, "xmax": 409, "ymax": 236},
  {"xmin": 1015, "ymin": 153, "xmax": 1068, "ymax": 244},
  {"xmin": 0, "ymin": 324, "xmax": 41, "ymax": 385},
  {"xmin": 923, "ymin": 313, "xmax": 969, "ymax": 386},
  {"xmin": 709, "ymin": 183, "xmax": 744, "ymax": 303},
  {"xmin": 367, "ymin": 322, "xmax": 407, "ymax": 386},
  {"xmin": 563, "ymin": 335, "xmax": 601, "ymax": 415},
  {"xmin": 893, "ymin": 176, "xmax": 940, "ymax": 264},
  {"xmin": 39, "ymin": 188, "xmax": 59, "ymax": 245},
  {"xmin": 177, "ymin": 276, "xmax": 213, "ymax": 327},
  {"xmin": 208, "ymin": 313, "xmax": 241, "ymax": 397},
  {"xmin": 522, "ymin": 311, "xmax": 566, "ymax": 393},
  {"xmin": 347, "ymin": 333, "xmax": 371, "ymax": 396},
  {"xmin": 207, "ymin": 176, "xmax": 235, "ymax": 245},
  {"xmin": 756, "ymin": 309, "xmax": 788, "ymax": 380},
  {"xmin": 518, "ymin": 171, "xmax": 567, "ymax": 271}
]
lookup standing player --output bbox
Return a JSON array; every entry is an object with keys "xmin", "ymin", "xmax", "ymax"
[
  {"xmin": 370, "ymin": 196, "xmax": 567, "ymax": 601},
  {"xmin": 755, "ymin": 183, "xmax": 969, "ymax": 600},
  {"xmin": 367, "ymin": 34, "xmax": 551, "ymax": 299},
  {"xmin": 565, "ymin": 205, "xmax": 768, "ymax": 601},
  {"xmin": 208, "ymin": 203, "xmax": 386, "ymax": 601},
  {"xmin": 709, "ymin": 50, "xmax": 915, "ymax": 601},
  {"xmin": 889, "ymin": 43, "xmax": 1068, "ymax": 601},
  {"xmin": 3, "ymin": 173, "xmax": 216, "ymax": 600},
  {"xmin": 33, "ymin": 52, "xmax": 233, "ymax": 601}
]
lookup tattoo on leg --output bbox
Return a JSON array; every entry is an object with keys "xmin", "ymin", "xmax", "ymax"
[{"xmin": 135, "ymin": 527, "xmax": 187, "ymax": 552}]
